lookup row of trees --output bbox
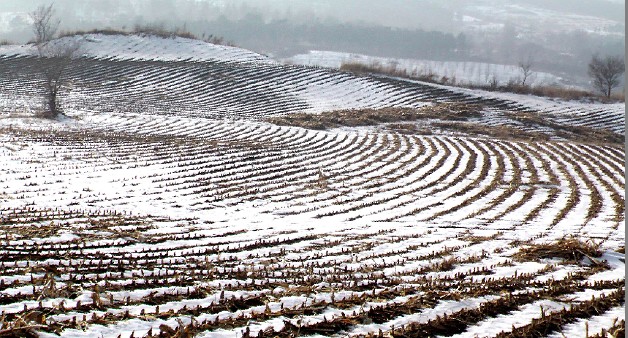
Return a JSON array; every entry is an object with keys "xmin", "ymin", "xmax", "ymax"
[{"xmin": 29, "ymin": 4, "xmax": 625, "ymax": 119}]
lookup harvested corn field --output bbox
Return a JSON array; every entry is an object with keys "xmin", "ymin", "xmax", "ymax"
[{"xmin": 0, "ymin": 34, "xmax": 624, "ymax": 337}]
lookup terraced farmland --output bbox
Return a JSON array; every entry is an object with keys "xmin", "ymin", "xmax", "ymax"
[
  {"xmin": 0, "ymin": 34, "xmax": 624, "ymax": 134},
  {"xmin": 0, "ymin": 34, "xmax": 624, "ymax": 337}
]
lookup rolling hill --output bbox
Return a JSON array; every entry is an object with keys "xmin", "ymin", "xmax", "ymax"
[{"xmin": 0, "ymin": 34, "xmax": 624, "ymax": 338}]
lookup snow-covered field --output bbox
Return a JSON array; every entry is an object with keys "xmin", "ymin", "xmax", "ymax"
[
  {"xmin": 1, "ymin": 34, "xmax": 623, "ymax": 134},
  {"xmin": 462, "ymin": 1, "xmax": 624, "ymax": 36},
  {"xmin": 0, "ymin": 34, "xmax": 273, "ymax": 64},
  {"xmin": 284, "ymin": 50, "xmax": 566, "ymax": 88},
  {"xmin": 0, "ymin": 34, "xmax": 624, "ymax": 337}
]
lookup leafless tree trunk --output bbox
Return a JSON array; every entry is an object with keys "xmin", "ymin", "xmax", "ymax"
[
  {"xmin": 588, "ymin": 55, "xmax": 625, "ymax": 98},
  {"xmin": 30, "ymin": 4, "xmax": 81, "ymax": 119},
  {"xmin": 38, "ymin": 42, "xmax": 82, "ymax": 118},
  {"xmin": 518, "ymin": 58, "xmax": 533, "ymax": 86}
]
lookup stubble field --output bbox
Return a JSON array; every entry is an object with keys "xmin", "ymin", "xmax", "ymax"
[{"xmin": 0, "ymin": 34, "xmax": 624, "ymax": 337}]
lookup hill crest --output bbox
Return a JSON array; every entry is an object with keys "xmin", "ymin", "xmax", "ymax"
[{"xmin": 0, "ymin": 33, "xmax": 273, "ymax": 64}]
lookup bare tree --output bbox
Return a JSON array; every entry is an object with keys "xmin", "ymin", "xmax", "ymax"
[
  {"xmin": 487, "ymin": 74, "xmax": 499, "ymax": 91},
  {"xmin": 588, "ymin": 55, "xmax": 625, "ymax": 98},
  {"xmin": 31, "ymin": 3, "xmax": 59, "ymax": 47},
  {"xmin": 518, "ymin": 58, "xmax": 533, "ymax": 86},
  {"xmin": 30, "ymin": 3, "xmax": 82, "ymax": 118}
]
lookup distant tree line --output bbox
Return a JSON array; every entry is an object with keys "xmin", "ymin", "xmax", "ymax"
[{"xmin": 185, "ymin": 14, "xmax": 468, "ymax": 59}]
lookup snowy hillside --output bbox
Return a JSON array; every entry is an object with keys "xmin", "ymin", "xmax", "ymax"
[
  {"xmin": 0, "ymin": 33, "xmax": 273, "ymax": 64},
  {"xmin": 285, "ymin": 50, "xmax": 566, "ymax": 87},
  {"xmin": 0, "ymin": 34, "xmax": 623, "ymax": 134}
]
